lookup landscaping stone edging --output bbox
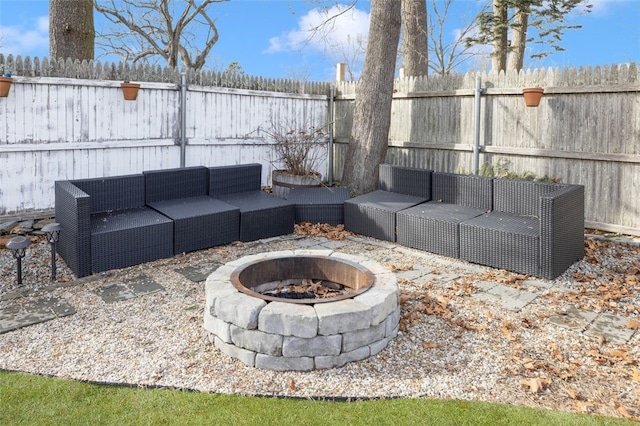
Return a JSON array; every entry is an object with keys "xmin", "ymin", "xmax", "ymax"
[{"xmin": 203, "ymin": 250, "xmax": 400, "ymax": 371}]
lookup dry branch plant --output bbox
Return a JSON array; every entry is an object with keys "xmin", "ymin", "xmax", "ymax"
[{"xmin": 263, "ymin": 119, "xmax": 328, "ymax": 177}]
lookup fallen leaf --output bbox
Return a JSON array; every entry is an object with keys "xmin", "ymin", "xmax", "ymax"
[
  {"xmin": 615, "ymin": 402, "xmax": 637, "ymax": 420},
  {"xmin": 500, "ymin": 327, "xmax": 517, "ymax": 341},
  {"xmin": 522, "ymin": 377, "xmax": 550, "ymax": 393},
  {"xmin": 422, "ymin": 341, "xmax": 440, "ymax": 349},
  {"xmin": 563, "ymin": 386, "xmax": 578, "ymax": 400},
  {"xmin": 287, "ymin": 377, "xmax": 296, "ymax": 391},
  {"xmin": 624, "ymin": 319, "xmax": 640, "ymax": 329}
]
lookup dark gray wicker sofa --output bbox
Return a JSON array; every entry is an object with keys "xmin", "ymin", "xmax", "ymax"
[
  {"xmin": 208, "ymin": 163, "xmax": 295, "ymax": 242},
  {"xmin": 55, "ymin": 164, "xmax": 295, "ymax": 278},
  {"xmin": 55, "ymin": 174, "xmax": 174, "ymax": 278},
  {"xmin": 143, "ymin": 166, "xmax": 240, "ymax": 255},
  {"xmin": 459, "ymin": 178, "xmax": 584, "ymax": 279},
  {"xmin": 345, "ymin": 165, "xmax": 584, "ymax": 279},
  {"xmin": 344, "ymin": 164, "xmax": 432, "ymax": 242}
]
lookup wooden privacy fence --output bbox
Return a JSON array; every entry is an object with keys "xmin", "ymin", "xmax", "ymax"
[
  {"xmin": 0, "ymin": 55, "xmax": 330, "ymax": 217},
  {"xmin": 334, "ymin": 63, "xmax": 640, "ymax": 236},
  {"xmin": 1, "ymin": 54, "xmax": 639, "ymax": 236}
]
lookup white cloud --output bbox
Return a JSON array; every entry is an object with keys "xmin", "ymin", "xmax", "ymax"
[
  {"xmin": 587, "ymin": 0, "xmax": 627, "ymax": 15},
  {"xmin": 265, "ymin": 4, "xmax": 370, "ymax": 58},
  {"xmin": 0, "ymin": 16, "xmax": 49, "ymax": 57}
]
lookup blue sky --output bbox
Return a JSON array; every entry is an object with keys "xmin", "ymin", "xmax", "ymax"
[{"xmin": 0, "ymin": 0, "xmax": 638, "ymax": 81}]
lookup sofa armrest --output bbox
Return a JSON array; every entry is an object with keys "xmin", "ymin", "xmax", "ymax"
[
  {"xmin": 539, "ymin": 184, "xmax": 585, "ymax": 279},
  {"xmin": 54, "ymin": 180, "xmax": 92, "ymax": 278},
  {"xmin": 378, "ymin": 164, "xmax": 432, "ymax": 199}
]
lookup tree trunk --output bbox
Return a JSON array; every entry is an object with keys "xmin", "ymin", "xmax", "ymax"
[
  {"xmin": 401, "ymin": 0, "xmax": 428, "ymax": 77},
  {"xmin": 342, "ymin": 0, "xmax": 402, "ymax": 195},
  {"xmin": 507, "ymin": 4, "xmax": 530, "ymax": 71},
  {"xmin": 49, "ymin": 0, "xmax": 95, "ymax": 61},
  {"xmin": 491, "ymin": 0, "xmax": 508, "ymax": 72}
]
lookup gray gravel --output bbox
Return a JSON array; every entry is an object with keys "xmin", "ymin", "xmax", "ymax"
[{"xmin": 1, "ymin": 232, "xmax": 639, "ymax": 420}]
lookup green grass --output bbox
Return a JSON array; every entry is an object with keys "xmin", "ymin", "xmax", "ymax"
[{"xmin": 0, "ymin": 371, "xmax": 633, "ymax": 426}]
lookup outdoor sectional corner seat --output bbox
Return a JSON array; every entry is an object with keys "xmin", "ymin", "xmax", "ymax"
[
  {"xmin": 55, "ymin": 174, "xmax": 174, "ymax": 278},
  {"xmin": 208, "ymin": 164, "xmax": 295, "ymax": 242},
  {"xmin": 345, "ymin": 164, "xmax": 585, "ymax": 279}
]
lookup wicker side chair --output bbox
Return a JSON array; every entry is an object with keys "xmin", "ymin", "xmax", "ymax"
[
  {"xmin": 55, "ymin": 174, "xmax": 173, "ymax": 278},
  {"xmin": 396, "ymin": 173, "xmax": 493, "ymax": 258},
  {"xmin": 144, "ymin": 166, "xmax": 240, "ymax": 254},
  {"xmin": 344, "ymin": 164, "xmax": 432, "ymax": 242},
  {"xmin": 460, "ymin": 179, "xmax": 584, "ymax": 279},
  {"xmin": 209, "ymin": 163, "xmax": 295, "ymax": 242}
]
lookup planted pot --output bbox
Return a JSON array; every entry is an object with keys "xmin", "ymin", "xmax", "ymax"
[
  {"xmin": 522, "ymin": 87, "xmax": 544, "ymax": 107},
  {"xmin": 0, "ymin": 76, "xmax": 13, "ymax": 97},
  {"xmin": 272, "ymin": 169, "xmax": 322, "ymax": 199},
  {"xmin": 121, "ymin": 82, "xmax": 141, "ymax": 100}
]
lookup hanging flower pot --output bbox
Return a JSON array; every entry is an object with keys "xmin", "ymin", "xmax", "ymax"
[
  {"xmin": 0, "ymin": 76, "xmax": 14, "ymax": 97},
  {"xmin": 121, "ymin": 82, "xmax": 141, "ymax": 101},
  {"xmin": 522, "ymin": 87, "xmax": 544, "ymax": 107}
]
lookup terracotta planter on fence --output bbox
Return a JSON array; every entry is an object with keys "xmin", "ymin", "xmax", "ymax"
[
  {"xmin": 121, "ymin": 82, "xmax": 141, "ymax": 100},
  {"xmin": 522, "ymin": 87, "xmax": 544, "ymax": 107},
  {"xmin": 0, "ymin": 76, "xmax": 13, "ymax": 97}
]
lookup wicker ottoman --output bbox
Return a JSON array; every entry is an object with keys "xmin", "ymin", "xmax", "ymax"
[{"xmin": 287, "ymin": 187, "xmax": 351, "ymax": 226}]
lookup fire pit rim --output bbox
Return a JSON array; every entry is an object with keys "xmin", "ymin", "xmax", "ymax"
[{"xmin": 230, "ymin": 253, "xmax": 375, "ymax": 304}]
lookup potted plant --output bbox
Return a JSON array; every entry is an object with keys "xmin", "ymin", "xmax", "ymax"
[
  {"xmin": 0, "ymin": 72, "xmax": 13, "ymax": 97},
  {"xmin": 263, "ymin": 119, "xmax": 328, "ymax": 199},
  {"xmin": 522, "ymin": 87, "xmax": 544, "ymax": 107},
  {"xmin": 121, "ymin": 80, "xmax": 140, "ymax": 100}
]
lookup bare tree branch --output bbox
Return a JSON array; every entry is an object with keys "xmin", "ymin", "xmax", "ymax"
[{"xmin": 94, "ymin": 0, "xmax": 227, "ymax": 70}]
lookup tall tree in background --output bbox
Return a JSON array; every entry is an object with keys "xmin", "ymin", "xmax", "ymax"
[
  {"xmin": 50, "ymin": 0, "xmax": 95, "ymax": 61},
  {"xmin": 469, "ymin": 0, "xmax": 592, "ymax": 72},
  {"xmin": 400, "ymin": 0, "xmax": 428, "ymax": 77},
  {"xmin": 342, "ymin": 0, "xmax": 401, "ymax": 194},
  {"xmin": 94, "ymin": 0, "xmax": 227, "ymax": 70}
]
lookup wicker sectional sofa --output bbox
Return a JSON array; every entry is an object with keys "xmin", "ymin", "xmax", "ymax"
[
  {"xmin": 345, "ymin": 165, "xmax": 585, "ymax": 279},
  {"xmin": 55, "ymin": 163, "xmax": 294, "ymax": 278}
]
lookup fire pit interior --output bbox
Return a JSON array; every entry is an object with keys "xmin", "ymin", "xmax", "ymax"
[
  {"xmin": 231, "ymin": 255, "xmax": 374, "ymax": 303},
  {"xmin": 204, "ymin": 250, "xmax": 400, "ymax": 371}
]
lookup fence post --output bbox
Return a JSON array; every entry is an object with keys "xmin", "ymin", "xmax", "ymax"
[
  {"xmin": 179, "ymin": 72, "xmax": 188, "ymax": 168},
  {"xmin": 472, "ymin": 75, "xmax": 484, "ymax": 175}
]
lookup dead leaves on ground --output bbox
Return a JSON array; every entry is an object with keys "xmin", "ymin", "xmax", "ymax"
[{"xmin": 294, "ymin": 222, "xmax": 353, "ymax": 240}]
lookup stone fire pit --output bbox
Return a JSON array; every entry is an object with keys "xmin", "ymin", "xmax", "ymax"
[{"xmin": 203, "ymin": 250, "xmax": 400, "ymax": 371}]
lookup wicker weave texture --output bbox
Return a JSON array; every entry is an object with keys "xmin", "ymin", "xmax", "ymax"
[
  {"xmin": 460, "ymin": 215, "xmax": 541, "ymax": 277},
  {"xmin": 147, "ymin": 195, "xmax": 240, "ymax": 254},
  {"xmin": 72, "ymin": 174, "xmax": 146, "ymax": 212},
  {"xmin": 288, "ymin": 187, "xmax": 351, "ymax": 225},
  {"xmin": 90, "ymin": 208, "xmax": 173, "ymax": 273},
  {"xmin": 144, "ymin": 166, "xmax": 209, "ymax": 203},
  {"xmin": 539, "ymin": 184, "xmax": 585, "ymax": 279},
  {"xmin": 344, "ymin": 190, "xmax": 428, "ymax": 242},
  {"xmin": 378, "ymin": 164, "xmax": 432, "ymax": 199},
  {"xmin": 397, "ymin": 202, "xmax": 485, "ymax": 258},
  {"xmin": 55, "ymin": 181, "xmax": 92, "ymax": 278},
  {"xmin": 493, "ymin": 179, "xmax": 563, "ymax": 217},
  {"xmin": 431, "ymin": 172, "xmax": 493, "ymax": 210},
  {"xmin": 214, "ymin": 191, "xmax": 295, "ymax": 241},
  {"xmin": 209, "ymin": 163, "xmax": 262, "ymax": 196}
]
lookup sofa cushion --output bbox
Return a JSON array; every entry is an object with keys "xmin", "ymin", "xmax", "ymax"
[
  {"xmin": 344, "ymin": 190, "xmax": 428, "ymax": 242},
  {"xmin": 459, "ymin": 212, "xmax": 540, "ymax": 276},
  {"xmin": 397, "ymin": 201, "xmax": 486, "ymax": 258}
]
